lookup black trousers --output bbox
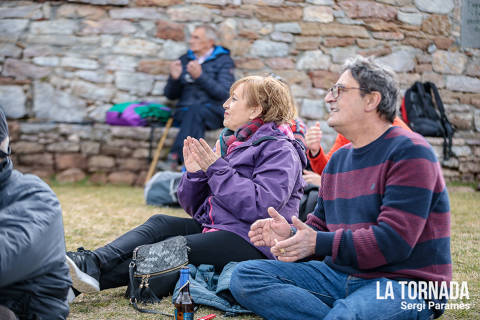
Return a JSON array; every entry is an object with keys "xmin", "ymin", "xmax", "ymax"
[{"xmin": 94, "ymin": 214, "xmax": 265, "ymax": 290}]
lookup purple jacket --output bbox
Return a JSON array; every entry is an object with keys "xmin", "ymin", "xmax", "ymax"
[{"xmin": 177, "ymin": 122, "xmax": 307, "ymax": 259}]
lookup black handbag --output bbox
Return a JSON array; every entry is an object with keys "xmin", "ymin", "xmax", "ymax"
[{"xmin": 128, "ymin": 235, "xmax": 189, "ymax": 315}]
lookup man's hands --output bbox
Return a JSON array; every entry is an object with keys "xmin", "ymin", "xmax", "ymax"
[
  {"xmin": 249, "ymin": 207, "xmax": 317, "ymax": 262},
  {"xmin": 169, "ymin": 60, "xmax": 203, "ymax": 80},
  {"xmin": 249, "ymin": 207, "xmax": 291, "ymax": 247},
  {"xmin": 305, "ymin": 121, "xmax": 323, "ymax": 157},
  {"xmin": 186, "ymin": 60, "xmax": 202, "ymax": 79},
  {"xmin": 271, "ymin": 216, "xmax": 317, "ymax": 262},
  {"xmin": 183, "ymin": 137, "xmax": 220, "ymax": 173},
  {"xmin": 170, "ymin": 60, "xmax": 182, "ymax": 80}
]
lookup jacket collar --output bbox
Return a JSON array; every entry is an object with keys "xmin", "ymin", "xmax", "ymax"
[
  {"xmin": 0, "ymin": 157, "xmax": 13, "ymax": 187},
  {"xmin": 187, "ymin": 46, "xmax": 230, "ymax": 63}
]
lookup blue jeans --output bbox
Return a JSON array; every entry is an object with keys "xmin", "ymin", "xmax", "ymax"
[{"xmin": 230, "ymin": 260, "xmax": 435, "ymax": 320}]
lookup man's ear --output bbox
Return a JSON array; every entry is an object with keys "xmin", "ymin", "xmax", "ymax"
[
  {"xmin": 249, "ymin": 104, "xmax": 263, "ymax": 120},
  {"xmin": 365, "ymin": 91, "xmax": 382, "ymax": 112}
]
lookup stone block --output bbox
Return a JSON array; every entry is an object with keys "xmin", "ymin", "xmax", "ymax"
[
  {"xmin": 19, "ymin": 153, "xmax": 54, "ymax": 167},
  {"xmin": 110, "ymin": 8, "xmax": 164, "ymax": 20},
  {"xmin": 0, "ymin": 86, "xmax": 26, "ymax": 118},
  {"xmin": 0, "ymin": 19, "xmax": 29, "ymax": 41},
  {"xmin": 235, "ymin": 58, "xmax": 265, "ymax": 70},
  {"xmin": 34, "ymin": 81, "xmax": 87, "ymax": 122},
  {"xmin": 274, "ymin": 22, "xmax": 301, "ymax": 34},
  {"xmin": 271, "ymin": 31, "xmax": 294, "ymax": 43},
  {"xmin": 446, "ymin": 76, "xmax": 480, "ymax": 93},
  {"xmin": 397, "ymin": 10, "xmax": 423, "ymax": 25},
  {"xmin": 56, "ymin": 153, "xmax": 88, "ymax": 170},
  {"xmin": 136, "ymin": 0, "xmax": 182, "ymax": 6},
  {"xmin": 57, "ymin": 4, "xmax": 107, "ymax": 19},
  {"xmin": 375, "ymin": 48, "xmax": 417, "ymax": 72},
  {"xmin": 265, "ymin": 58, "xmax": 295, "ymax": 70},
  {"xmin": 158, "ymin": 40, "xmax": 188, "ymax": 60},
  {"xmin": 256, "ymin": 7, "xmax": 303, "ymax": 22},
  {"xmin": 88, "ymin": 155, "xmax": 116, "ymax": 169},
  {"xmin": 309, "ymin": 70, "xmax": 339, "ymax": 89},
  {"xmin": 0, "ymin": 5, "xmax": 43, "ymax": 19},
  {"xmin": 421, "ymin": 14, "xmax": 451, "ymax": 36},
  {"xmin": 167, "ymin": 6, "xmax": 212, "ymax": 22},
  {"xmin": 104, "ymin": 55, "xmax": 137, "ymax": 71},
  {"xmin": 300, "ymin": 23, "xmax": 369, "ymax": 38},
  {"xmin": 0, "ymin": 43, "xmax": 22, "ymax": 58},
  {"xmin": 115, "ymin": 71, "xmax": 155, "ymax": 95},
  {"xmin": 415, "ymin": 0, "xmax": 454, "ymax": 14},
  {"xmin": 81, "ymin": 141, "xmax": 101, "ymax": 155},
  {"xmin": 56, "ymin": 168, "xmax": 86, "ymax": 183},
  {"xmin": 296, "ymin": 50, "xmax": 330, "ymax": 70},
  {"xmin": 108, "ymin": 171, "xmax": 137, "ymax": 185},
  {"xmin": 90, "ymin": 172, "xmax": 108, "ymax": 184},
  {"xmin": 80, "ymin": 19, "xmax": 136, "ymax": 35},
  {"xmin": 340, "ymin": 1, "xmax": 397, "ymax": 20},
  {"xmin": 295, "ymin": 36, "xmax": 322, "ymax": 50},
  {"xmin": 250, "ymin": 40, "xmax": 289, "ymax": 57},
  {"xmin": 432, "ymin": 51, "xmax": 467, "ymax": 75},
  {"xmin": 113, "ymin": 38, "xmax": 161, "ymax": 56},
  {"xmin": 10, "ymin": 141, "xmax": 43, "ymax": 154},
  {"xmin": 156, "ymin": 20, "xmax": 185, "ymax": 41},
  {"xmin": 300, "ymin": 98, "xmax": 326, "ymax": 119},
  {"xmin": 2, "ymin": 59, "xmax": 50, "ymax": 80},
  {"xmin": 303, "ymin": 6, "xmax": 334, "ymax": 23},
  {"xmin": 30, "ymin": 20, "xmax": 78, "ymax": 34},
  {"xmin": 72, "ymin": 80, "xmax": 115, "ymax": 101}
]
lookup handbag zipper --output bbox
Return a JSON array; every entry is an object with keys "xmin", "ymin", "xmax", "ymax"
[{"xmin": 134, "ymin": 261, "xmax": 188, "ymax": 283}]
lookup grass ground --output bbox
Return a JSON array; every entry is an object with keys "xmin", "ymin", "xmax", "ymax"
[{"xmin": 55, "ymin": 182, "xmax": 479, "ymax": 319}]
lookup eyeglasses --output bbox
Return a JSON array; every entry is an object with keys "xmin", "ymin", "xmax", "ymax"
[{"xmin": 328, "ymin": 84, "xmax": 368, "ymax": 99}]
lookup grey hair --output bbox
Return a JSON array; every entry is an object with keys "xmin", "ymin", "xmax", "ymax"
[
  {"xmin": 343, "ymin": 56, "xmax": 398, "ymax": 123},
  {"xmin": 196, "ymin": 24, "xmax": 218, "ymax": 44}
]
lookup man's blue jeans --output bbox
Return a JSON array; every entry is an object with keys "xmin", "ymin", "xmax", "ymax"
[{"xmin": 230, "ymin": 260, "xmax": 435, "ymax": 320}]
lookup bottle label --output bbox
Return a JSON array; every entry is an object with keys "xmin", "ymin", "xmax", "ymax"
[{"xmin": 175, "ymin": 310, "xmax": 194, "ymax": 320}]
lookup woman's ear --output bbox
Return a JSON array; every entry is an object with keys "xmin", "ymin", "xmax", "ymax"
[
  {"xmin": 365, "ymin": 91, "xmax": 382, "ymax": 112},
  {"xmin": 249, "ymin": 104, "xmax": 263, "ymax": 120}
]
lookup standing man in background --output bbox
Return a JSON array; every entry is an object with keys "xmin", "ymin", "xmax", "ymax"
[{"xmin": 164, "ymin": 24, "xmax": 235, "ymax": 169}]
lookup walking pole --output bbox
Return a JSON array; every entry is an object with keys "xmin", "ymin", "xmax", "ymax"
[{"xmin": 145, "ymin": 117, "xmax": 174, "ymax": 185}]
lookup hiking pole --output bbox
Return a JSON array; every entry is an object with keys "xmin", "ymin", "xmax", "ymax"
[{"xmin": 145, "ymin": 117, "xmax": 174, "ymax": 185}]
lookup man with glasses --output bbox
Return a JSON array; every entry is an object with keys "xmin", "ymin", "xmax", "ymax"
[
  {"xmin": 164, "ymin": 24, "xmax": 235, "ymax": 169},
  {"xmin": 230, "ymin": 56, "xmax": 451, "ymax": 319},
  {"xmin": 0, "ymin": 106, "xmax": 71, "ymax": 319}
]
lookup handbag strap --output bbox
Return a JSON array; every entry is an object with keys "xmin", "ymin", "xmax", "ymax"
[{"xmin": 128, "ymin": 260, "xmax": 174, "ymax": 317}]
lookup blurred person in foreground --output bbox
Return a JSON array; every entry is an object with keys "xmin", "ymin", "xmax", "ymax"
[
  {"xmin": 66, "ymin": 75, "xmax": 306, "ymax": 298},
  {"xmin": 164, "ymin": 24, "xmax": 235, "ymax": 168},
  {"xmin": 0, "ymin": 106, "xmax": 71, "ymax": 319},
  {"xmin": 231, "ymin": 56, "xmax": 451, "ymax": 320}
]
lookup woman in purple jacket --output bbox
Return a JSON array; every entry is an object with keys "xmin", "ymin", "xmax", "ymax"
[{"xmin": 66, "ymin": 75, "xmax": 307, "ymax": 296}]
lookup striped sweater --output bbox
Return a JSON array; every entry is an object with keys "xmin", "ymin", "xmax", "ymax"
[{"xmin": 306, "ymin": 126, "xmax": 452, "ymax": 283}]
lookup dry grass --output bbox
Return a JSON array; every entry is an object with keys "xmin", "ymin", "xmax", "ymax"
[{"xmin": 54, "ymin": 182, "xmax": 479, "ymax": 319}]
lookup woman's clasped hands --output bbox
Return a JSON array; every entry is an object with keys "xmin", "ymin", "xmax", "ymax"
[{"xmin": 183, "ymin": 136, "xmax": 221, "ymax": 173}]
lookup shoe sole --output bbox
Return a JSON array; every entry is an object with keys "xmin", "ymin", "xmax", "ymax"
[{"xmin": 66, "ymin": 255, "xmax": 100, "ymax": 293}]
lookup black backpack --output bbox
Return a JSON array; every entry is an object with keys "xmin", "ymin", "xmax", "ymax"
[{"xmin": 400, "ymin": 81, "xmax": 455, "ymax": 160}]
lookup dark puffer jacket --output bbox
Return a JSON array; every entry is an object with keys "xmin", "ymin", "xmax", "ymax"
[
  {"xmin": 0, "ymin": 158, "xmax": 71, "ymax": 320},
  {"xmin": 163, "ymin": 46, "xmax": 235, "ymax": 109}
]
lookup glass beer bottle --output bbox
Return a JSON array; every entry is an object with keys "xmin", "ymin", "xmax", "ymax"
[{"xmin": 174, "ymin": 266, "xmax": 194, "ymax": 320}]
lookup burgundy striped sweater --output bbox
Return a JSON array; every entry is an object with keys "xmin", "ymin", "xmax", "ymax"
[{"xmin": 306, "ymin": 126, "xmax": 452, "ymax": 283}]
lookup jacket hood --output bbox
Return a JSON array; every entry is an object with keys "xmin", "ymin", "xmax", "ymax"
[{"xmin": 187, "ymin": 45, "xmax": 230, "ymax": 63}]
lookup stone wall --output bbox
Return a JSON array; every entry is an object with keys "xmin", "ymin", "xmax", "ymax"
[{"xmin": 1, "ymin": 0, "xmax": 479, "ymax": 184}]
